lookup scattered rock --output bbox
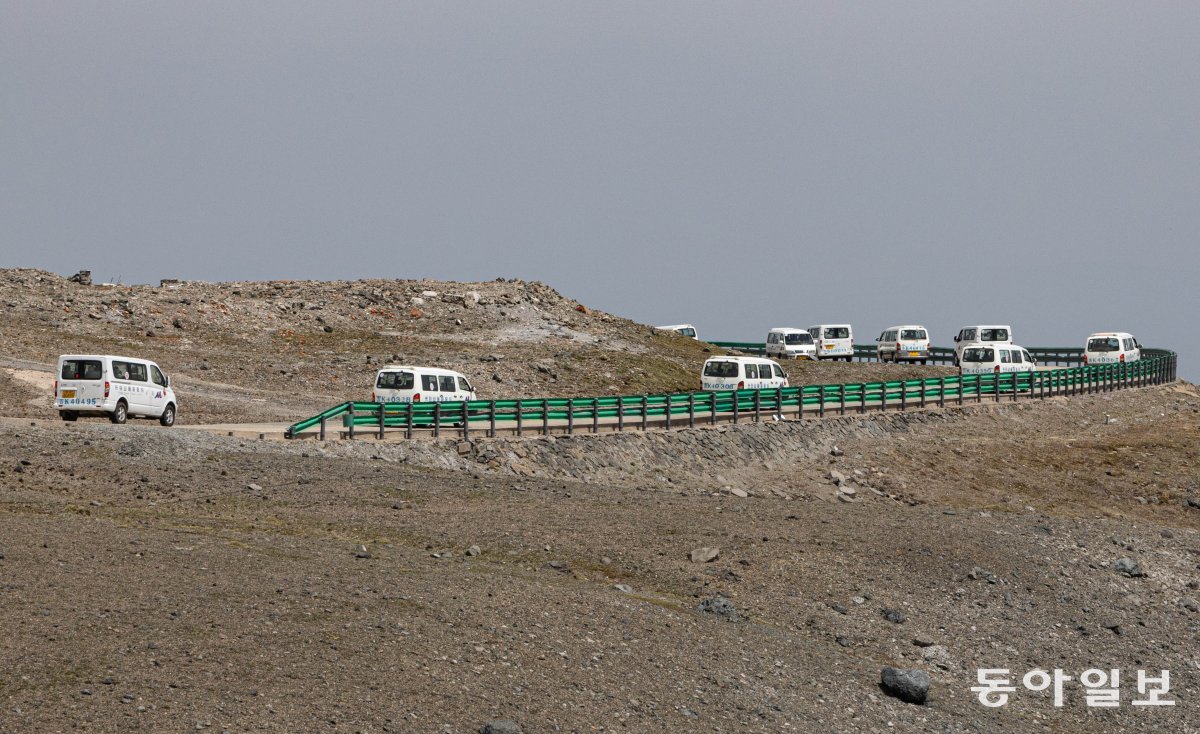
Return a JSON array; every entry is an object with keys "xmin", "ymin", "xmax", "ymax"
[
  {"xmin": 613, "ymin": 584, "xmax": 633, "ymax": 593},
  {"xmin": 830, "ymin": 445, "xmax": 844, "ymax": 457},
  {"xmin": 830, "ymin": 603, "xmax": 848, "ymax": 615},
  {"xmin": 689, "ymin": 547, "xmax": 720, "ymax": 563},
  {"xmin": 67, "ymin": 270, "xmax": 92, "ymax": 286},
  {"xmin": 728, "ymin": 487, "xmax": 749, "ymax": 498},
  {"xmin": 912, "ymin": 637, "xmax": 936, "ymax": 648},
  {"xmin": 698, "ymin": 596, "xmax": 742, "ymax": 621},
  {"xmin": 880, "ymin": 666, "xmax": 930, "ymax": 705},
  {"xmin": 479, "ymin": 720, "xmax": 522, "ymax": 734},
  {"xmin": 465, "ymin": 545, "xmax": 481, "ymax": 557},
  {"xmin": 353, "ymin": 544, "xmax": 372, "ymax": 559},
  {"xmin": 968, "ymin": 567, "xmax": 998, "ymax": 584},
  {"xmin": 881, "ymin": 608, "xmax": 907, "ymax": 624},
  {"xmin": 1112, "ymin": 558, "xmax": 1145, "ymax": 578},
  {"xmin": 827, "ymin": 470, "xmax": 846, "ymax": 486},
  {"xmin": 1186, "ymin": 497, "xmax": 1200, "ymax": 510},
  {"xmin": 247, "ymin": 483, "xmax": 263, "ymax": 492}
]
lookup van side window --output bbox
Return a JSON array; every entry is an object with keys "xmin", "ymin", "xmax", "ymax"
[
  {"xmin": 439, "ymin": 375, "xmax": 456, "ymax": 392},
  {"xmin": 422, "ymin": 375, "xmax": 439, "ymax": 391},
  {"xmin": 150, "ymin": 365, "xmax": 167, "ymax": 387},
  {"xmin": 964, "ymin": 329, "xmax": 976, "ymax": 341},
  {"xmin": 773, "ymin": 364, "xmax": 785, "ymax": 378},
  {"xmin": 112, "ymin": 361, "xmax": 132, "ymax": 380},
  {"xmin": 745, "ymin": 364, "xmax": 758, "ymax": 379},
  {"xmin": 999, "ymin": 350, "xmax": 1011, "ymax": 364},
  {"xmin": 1011, "ymin": 351, "xmax": 1023, "ymax": 364},
  {"xmin": 126, "ymin": 363, "xmax": 148, "ymax": 381}
]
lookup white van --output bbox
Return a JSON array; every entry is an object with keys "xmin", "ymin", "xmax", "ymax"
[
  {"xmin": 1084, "ymin": 332, "xmax": 1141, "ymax": 365},
  {"xmin": 656, "ymin": 324, "xmax": 699, "ymax": 340},
  {"xmin": 806, "ymin": 324, "xmax": 854, "ymax": 361},
  {"xmin": 373, "ymin": 366, "xmax": 477, "ymax": 403},
  {"xmin": 765, "ymin": 328, "xmax": 817, "ymax": 360},
  {"xmin": 953, "ymin": 325, "xmax": 1012, "ymax": 364},
  {"xmin": 55, "ymin": 354, "xmax": 177, "ymax": 426},
  {"xmin": 701, "ymin": 356, "xmax": 789, "ymax": 391},
  {"xmin": 875, "ymin": 325, "xmax": 931, "ymax": 364},
  {"xmin": 959, "ymin": 343, "xmax": 1036, "ymax": 375}
]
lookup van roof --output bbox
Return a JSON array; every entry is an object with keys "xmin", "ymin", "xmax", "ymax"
[
  {"xmin": 377, "ymin": 365, "xmax": 467, "ymax": 376},
  {"xmin": 807, "ymin": 324, "xmax": 851, "ymax": 327},
  {"xmin": 1087, "ymin": 331, "xmax": 1133, "ymax": 339},
  {"xmin": 768, "ymin": 327, "xmax": 806, "ymax": 333},
  {"xmin": 960, "ymin": 324, "xmax": 1011, "ymax": 329},
  {"xmin": 656, "ymin": 324, "xmax": 694, "ymax": 330},
  {"xmin": 58, "ymin": 354, "xmax": 152, "ymax": 364},
  {"xmin": 881, "ymin": 325, "xmax": 927, "ymax": 330},
  {"xmin": 704, "ymin": 356, "xmax": 778, "ymax": 364},
  {"xmin": 960, "ymin": 342, "xmax": 1027, "ymax": 350}
]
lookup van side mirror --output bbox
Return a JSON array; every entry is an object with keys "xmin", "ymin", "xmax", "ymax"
[
  {"xmin": 953, "ymin": 335, "xmax": 960, "ymax": 342},
  {"xmin": 164, "ymin": 375, "xmax": 170, "ymax": 387}
]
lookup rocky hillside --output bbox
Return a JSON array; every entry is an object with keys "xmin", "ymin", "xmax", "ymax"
[{"xmin": 0, "ymin": 269, "xmax": 952, "ymax": 424}]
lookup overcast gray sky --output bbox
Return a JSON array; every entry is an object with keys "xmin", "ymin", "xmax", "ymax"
[{"xmin": 3, "ymin": 2, "xmax": 1197, "ymax": 377}]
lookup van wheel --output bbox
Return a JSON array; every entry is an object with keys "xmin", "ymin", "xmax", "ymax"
[
  {"xmin": 60, "ymin": 411, "xmax": 78, "ymax": 422},
  {"xmin": 110, "ymin": 400, "xmax": 128, "ymax": 425},
  {"xmin": 159, "ymin": 403, "xmax": 176, "ymax": 427}
]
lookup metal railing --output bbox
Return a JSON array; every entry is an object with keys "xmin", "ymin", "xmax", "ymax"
[{"xmin": 283, "ymin": 346, "xmax": 1177, "ymax": 440}]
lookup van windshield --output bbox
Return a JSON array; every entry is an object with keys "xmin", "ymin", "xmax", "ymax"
[
  {"xmin": 703, "ymin": 361, "xmax": 739, "ymax": 378},
  {"xmin": 678, "ymin": 327, "xmax": 696, "ymax": 338},
  {"xmin": 61, "ymin": 359, "xmax": 103, "ymax": 380},
  {"xmin": 980, "ymin": 328, "xmax": 1009, "ymax": 341},
  {"xmin": 1088, "ymin": 337, "xmax": 1120, "ymax": 352},
  {"xmin": 377, "ymin": 371, "xmax": 415, "ymax": 389},
  {"xmin": 785, "ymin": 333, "xmax": 813, "ymax": 345},
  {"xmin": 823, "ymin": 327, "xmax": 850, "ymax": 339},
  {"xmin": 962, "ymin": 348, "xmax": 994, "ymax": 363},
  {"xmin": 900, "ymin": 329, "xmax": 927, "ymax": 340}
]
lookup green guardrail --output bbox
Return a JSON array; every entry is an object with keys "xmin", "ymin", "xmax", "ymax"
[{"xmin": 284, "ymin": 346, "xmax": 1177, "ymax": 439}]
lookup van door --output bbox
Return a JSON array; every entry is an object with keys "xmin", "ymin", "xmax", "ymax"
[
  {"xmin": 58, "ymin": 357, "xmax": 107, "ymax": 411},
  {"xmin": 148, "ymin": 364, "xmax": 170, "ymax": 415}
]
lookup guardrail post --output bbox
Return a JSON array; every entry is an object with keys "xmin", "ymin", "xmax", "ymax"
[
  {"xmin": 593, "ymin": 398, "xmax": 600, "ymax": 433},
  {"xmin": 994, "ymin": 373, "xmax": 1001, "ymax": 402},
  {"xmin": 348, "ymin": 404, "xmax": 355, "ymax": 440},
  {"xmin": 1012, "ymin": 373, "xmax": 1019, "ymax": 402},
  {"xmin": 921, "ymin": 380, "xmax": 928, "ymax": 409},
  {"xmin": 406, "ymin": 404, "xmax": 414, "ymax": 439},
  {"xmin": 462, "ymin": 402, "xmax": 470, "ymax": 439},
  {"xmin": 665, "ymin": 395, "xmax": 673, "ymax": 431},
  {"xmin": 642, "ymin": 395, "xmax": 649, "ymax": 430},
  {"xmin": 710, "ymin": 392, "xmax": 718, "ymax": 425},
  {"xmin": 859, "ymin": 383, "xmax": 866, "ymax": 414},
  {"xmin": 901, "ymin": 381, "xmax": 908, "ymax": 411},
  {"xmin": 839, "ymin": 384, "xmax": 846, "ymax": 416},
  {"xmin": 567, "ymin": 400, "xmax": 575, "ymax": 435},
  {"xmin": 433, "ymin": 403, "xmax": 441, "ymax": 438},
  {"xmin": 617, "ymin": 397, "xmax": 625, "ymax": 432},
  {"xmin": 797, "ymin": 389, "xmax": 804, "ymax": 420},
  {"xmin": 378, "ymin": 403, "xmax": 386, "ymax": 439},
  {"xmin": 516, "ymin": 402, "xmax": 523, "ymax": 437},
  {"xmin": 489, "ymin": 401, "xmax": 497, "ymax": 438},
  {"xmin": 939, "ymin": 377, "xmax": 946, "ymax": 408},
  {"xmin": 733, "ymin": 392, "xmax": 741, "ymax": 424},
  {"xmin": 753, "ymin": 390, "xmax": 761, "ymax": 423},
  {"xmin": 690, "ymin": 392, "xmax": 697, "ymax": 428},
  {"xmin": 319, "ymin": 415, "xmax": 326, "ymax": 441},
  {"xmin": 818, "ymin": 388, "xmax": 825, "ymax": 418},
  {"xmin": 975, "ymin": 374, "xmax": 983, "ymax": 403}
]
